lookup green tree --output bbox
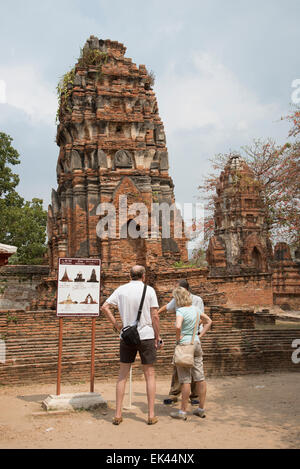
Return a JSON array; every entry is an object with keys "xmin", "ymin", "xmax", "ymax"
[
  {"xmin": 0, "ymin": 132, "xmax": 47, "ymax": 264},
  {"xmin": 0, "ymin": 132, "xmax": 21, "ymax": 198}
]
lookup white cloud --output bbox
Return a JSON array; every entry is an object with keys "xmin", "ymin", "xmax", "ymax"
[
  {"xmin": 155, "ymin": 50, "xmax": 289, "ymax": 206},
  {"xmin": 156, "ymin": 51, "xmax": 282, "ymax": 145},
  {"xmin": 291, "ymin": 78, "xmax": 300, "ymax": 104},
  {"xmin": 158, "ymin": 20, "xmax": 184, "ymax": 36},
  {"xmin": 0, "ymin": 65, "xmax": 57, "ymax": 124}
]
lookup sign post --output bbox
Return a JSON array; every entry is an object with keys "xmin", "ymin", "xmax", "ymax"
[
  {"xmin": 128, "ymin": 366, "xmax": 133, "ymax": 408},
  {"xmin": 56, "ymin": 317, "xmax": 63, "ymax": 395},
  {"xmin": 90, "ymin": 317, "xmax": 96, "ymax": 393},
  {"xmin": 43, "ymin": 258, "xmax": 107, "ymax": 412},
  {"xmin": 124, "ymin": 365, "xmax": 136, "ymax": 410}
]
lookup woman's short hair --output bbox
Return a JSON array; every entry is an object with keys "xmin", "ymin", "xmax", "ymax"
[{"xmin": 173, "ymin": 286, "xmax": 192, "ymax": 308}]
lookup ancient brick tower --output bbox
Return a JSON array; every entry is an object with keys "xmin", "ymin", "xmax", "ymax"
[
  {"xmin": 47, "ymin": 36, "xmax": 187, "ymax": 294},
  {"xmin": 207, "ymin": 155, "xmax": 272, "ymax": 275}
]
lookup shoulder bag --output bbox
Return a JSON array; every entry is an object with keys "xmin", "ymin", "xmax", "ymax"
[
  {"xmin": 173, "ymin": 311, "xmax": 199, "ymax": 368},
  {"xmin": 121, "ymin": 284, "xmax": 147, "ymax": 346}
]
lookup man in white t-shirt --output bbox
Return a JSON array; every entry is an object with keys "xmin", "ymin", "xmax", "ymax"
[{"xmin": 101, "ymin": 265, "xmax": 160, "ymax": 425}]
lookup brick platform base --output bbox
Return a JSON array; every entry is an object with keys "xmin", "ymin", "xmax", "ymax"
[{"xmin": 0, "ymin": 309, "xmax": 299, "ymax": 385}]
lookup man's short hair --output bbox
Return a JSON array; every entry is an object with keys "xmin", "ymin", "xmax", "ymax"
[
  {"xmin": 130, "ymin": 265, "xmax": 145, "ymax": 280},
  {"xmin": 178, "ymin": 279, "xmax": 190, "ymax": 291}
]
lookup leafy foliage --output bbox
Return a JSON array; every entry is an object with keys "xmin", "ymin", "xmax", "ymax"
[
  {"xmin": 0, "ymin": 132, "xmax": 20, "ymax": 198},
  {"xmin": 172, "ymin": 261, "xmax": 195, "ymax": 269},
  {"xmin": 56, "ymin": 67, "xmax": 76, "ymax": 123},
  {"xmin": 77, "ymin": 48, "xmax": 108, "ymax": 69},
  {"xmin": 0, "ymin": 132, "xmax": 47, "ymax": 264},
  {"xmin": 145, "ymin": 68, "xmax": 155, "ymax": 88},
  {"xmin": 56, "ymin": 48, "xmax": 108, "ymax": 124},
  {"xmin": 190, "ymin": 247, "xmax": 208, "ymax": 267}
]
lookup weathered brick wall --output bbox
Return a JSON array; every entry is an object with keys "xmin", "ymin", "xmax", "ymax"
[
  {"xmin": 209, "ymin": 306, "xmax": 255, "ymax": 330},
  {"xmin": 209, "ymin": 273, "xmax": 273, "ymax": 307},
  {"xmin": 254, "ymin": 309, "xmax": 277, "ymax": 326},
  {"xmin": 30, "ymin": 267, "xmax": 278, "ymax": 314},
  {"xmin": 30, "ymin": 267, "xmax": 227, "ymax": 312},
  {"xmin": 273, "ymin": 262, "xmax": 300, "ymax": 310},
  {"xmin": 0, "ymin": 309, "xmax": 299, "ymax": 386},
  {"xmin": 153, "ymin": 268, "xmax": 227, "ymax": 307},
  {"xmin": 0, "ymin": 265, "xmax": 50, "ymax": 310},
  {"xmin": 14, "ymin": 262, "xmax": 300, "ymax": 315}
]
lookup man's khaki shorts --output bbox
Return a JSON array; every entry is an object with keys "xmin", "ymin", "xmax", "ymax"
[{"xmin": 176, "ymin": 342, "xmax": 205, "ymax": 384}]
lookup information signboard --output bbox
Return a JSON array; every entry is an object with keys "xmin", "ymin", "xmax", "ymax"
[{"xmin": 57, "ymin": 258, "xmax": 101, "ymax": 317}]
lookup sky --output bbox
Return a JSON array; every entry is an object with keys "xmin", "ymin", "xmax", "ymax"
[{"xmin": 0, "ymin": 0, "xmax": 299, "ymax": 210}]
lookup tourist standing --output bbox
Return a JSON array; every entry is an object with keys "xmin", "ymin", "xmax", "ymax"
[
  {"xmin": 158, "ymin": 279, "xmax": 204, "ymax": 405},
  {"xmin": 101, "ymin": 265, "xmax": 161, "ymax": 425},
  {"xmin": 170, "ymin": 286, "xmax": 212, "ymax": 420}
]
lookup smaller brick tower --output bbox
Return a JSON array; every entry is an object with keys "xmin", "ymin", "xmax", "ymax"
[{"xmin": 207, "ymin": 155, "xmax": 272, "ymax": 275}]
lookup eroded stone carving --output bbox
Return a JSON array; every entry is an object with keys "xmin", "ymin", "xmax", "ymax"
[
  {"xmin": 70, "ymin": 150, "xmax": 82, "ymax": 170},
  {"xmin": 114, "ymin": 150, "xmax": 133, "ymax": 168},
  {"xmin": 97, "ymin": 149, "xmax": 107, "ymax": 168}
]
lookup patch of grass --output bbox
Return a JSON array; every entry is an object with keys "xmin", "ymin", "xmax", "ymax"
[
  {"xmin": 77, "ymin": 48, "xmax": 108, "ymax": 70},
  {"xmin": 77, "ymin": 48, "xmax": 108, "ymax": 86},
  {"xmin": 56, "ymin": 67, "xmax": 76, "ymax": 123},
  {"xmin": 6, "ymin": 313, "xmax": 18, "ymax": 324},
  {"xmin": 56, "ymin": 48, "xmax": 108, "ymax": 124},
  {"xmin": 172, "ymin": 261, "xmax": 195, "ymax": 269},
  {"xmin": 0, "ymin": 278, "xmax": 7, "ymax": 295}
]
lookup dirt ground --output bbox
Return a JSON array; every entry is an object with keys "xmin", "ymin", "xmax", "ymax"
[{"xmin": 0, "ymin": 372, "xmax": 299, "ymax": 449}]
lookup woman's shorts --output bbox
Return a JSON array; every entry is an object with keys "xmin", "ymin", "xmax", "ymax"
[{"xmin": 176, "ymin": 342, "xmax": 205, "ymax": 384}]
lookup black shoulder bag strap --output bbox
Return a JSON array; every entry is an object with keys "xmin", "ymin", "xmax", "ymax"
[{"xmin": 136, "ymin": 284, "xmax": 147, "ymax": 324}]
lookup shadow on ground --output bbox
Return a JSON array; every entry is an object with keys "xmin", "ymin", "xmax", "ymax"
[{"xmin": 17, "ymin": 394, "xmax": 48, "ymax": 403}]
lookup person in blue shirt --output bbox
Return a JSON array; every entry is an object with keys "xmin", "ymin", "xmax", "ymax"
[
  {"xmin": 170, "ymin": 286, "xmax": 212, "ymax": 420},
  {"xmin": 158, "ymin": 279, "xmax": 204, "ymax": 405}
]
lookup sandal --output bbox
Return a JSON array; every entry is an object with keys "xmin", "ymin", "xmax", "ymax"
[
  {"xmin": 112, "ymin": 417, "xmax": 123, "ymax": 425},
  {"xmin": 147, "ymin": 416, "xmax": 158, "ymax": 425}
]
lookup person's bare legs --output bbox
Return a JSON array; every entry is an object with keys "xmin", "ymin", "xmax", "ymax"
[
  {"xmin": 190, "ymin": 378, "xmax": 199, "ymax": 400},
  {"xmin": 181, "ymin": 383, "xmax": 191, "ymax": 412},
  {"xmin": 115, "ymin": 363, "xmax": 131, "ymax": 419},
  {"xmin": 143, "ymin": 364, "xmax": 156, "ymax": 419},
  {"xmin": 196, "ymin": 380, "xmax": 207, "ymax": 409}
]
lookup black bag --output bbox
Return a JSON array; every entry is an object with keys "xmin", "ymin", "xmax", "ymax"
[{"xmin": 121, "ymin": 284, "xmax": 147, "ymax": 346}]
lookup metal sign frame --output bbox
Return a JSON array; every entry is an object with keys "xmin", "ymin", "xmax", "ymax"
[{"xmin": 55, "ymin": 258, "xmax": 101, "ymax": 395}]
